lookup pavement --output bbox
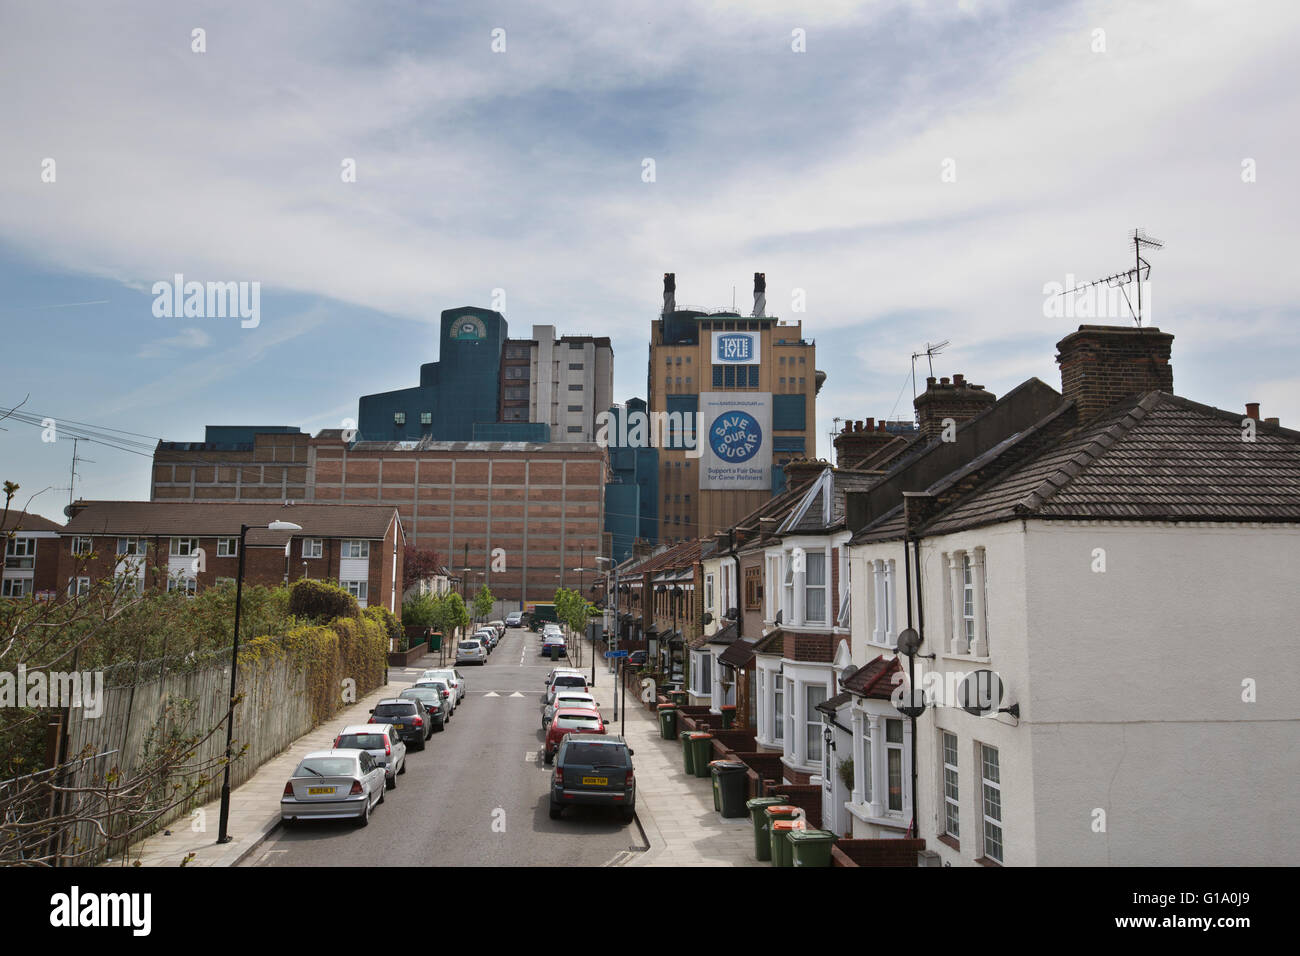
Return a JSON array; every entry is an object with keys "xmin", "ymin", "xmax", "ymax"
[
  {"xmin": 108, "ymin": 660, "xmax": 431, "ymax": 867},
  {"xmin": 617, "ymin": 676, "xmax": 763, "ymax": 867}
]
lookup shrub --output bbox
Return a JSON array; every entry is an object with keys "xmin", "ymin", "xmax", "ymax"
[
  {"xmin": 401, "ymin": 592, "xmax": 439, "ymax": 629},
  {"xmin": 289, "ymin": 579, "xmax": 359, "ymax": 623},
  {"xmin": 364, "ymin": 605, "xmax": 402, "ymax": 646}
]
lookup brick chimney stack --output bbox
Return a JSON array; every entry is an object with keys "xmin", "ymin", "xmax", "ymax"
[
  {"xmin": 913, "ymin": 374, "xmax": 996, "ymax": 441},
  {"xmin": 834, "ymin": 418, "xmax": 898, "ymax": 466},
  {"xmin": 1055, "ymin": 324, "xmax": 1174, "ymax": 423},
  {"xmin": 783, "ymin": 457, "xmax": 829, "ymax": 489}
]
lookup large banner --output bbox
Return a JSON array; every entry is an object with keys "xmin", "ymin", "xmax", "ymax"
[{"xmin": 699, "ymin": 392, "xmax": 772, "ymax": 490}]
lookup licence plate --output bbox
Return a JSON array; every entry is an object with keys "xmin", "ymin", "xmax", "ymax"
[
  {"xmin": 394, "ymin": 723, "xmax": 406, "ymax": 728},
  {"xmin": 307, "ymin": 786, "xmax": 336, "ymax": 795},
  {"xmin": 582, "ymin": 776, "xmax": 608, "ymax": 786}
]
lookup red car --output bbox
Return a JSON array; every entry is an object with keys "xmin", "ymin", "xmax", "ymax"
[{"xmin": 543, "ymin": 707, "xmax": 605, "ymax": 764}]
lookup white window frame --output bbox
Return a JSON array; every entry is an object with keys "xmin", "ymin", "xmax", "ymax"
[
  {"xmin": 804, "ymin": 682, "xmax": 827, "ymax": 763},
  {"xmin": 4, "ymin": 536, "xmax": 36, "ymax": 570},
  {"xmin": 71, "ymin": 536, "xmax": 94, "ymax": 557},
  {"xmin": 980, "ymin": 743, "xmax": 1003, "ymax": 863},
  {"xmin": 885, "ymin": 718, "xmax": 907, "ymax": 814},
  {"xmin": 117, "ymin": 537, "xmax": 147, "ymax": 557},
  {"xmin": 167, "ymin": 575, "xmax": 197, "ymax": 597},
  {"xmin": 704, "ymin": 573, "xmax": 715, "ymax": 620},
  {"xmin": 217, "ymin": 537, "xmax": 239, "ymax": 557},
  {"xmin": 303, "ymin": 538, "xmax": 323, "ymax": 559},
  {"xmin": 942, "ymin": 730, "xmax": 960, "ymax": 839},
  {"xmin": 342, "ymin": 579, "xmax": 369, "ymax": 602},
  {"xmin": 692, "ymin": 650, "xmax": 713, "ymax": 698},
  {"xmin": 169, "ymin": 537, "xmax": 199, "ymax": 557},
  {"xmin": 804, "ymin": 549, "xmax": 827, "ymax": 625},
  {"xmin": 68, "ymin": 576, "xmax": 91, "ymax": 597},
  {"xmin": 343, "ymin": 539, "xmax": 370, "ymax": 559},
  {"xmin": 962, "ymin": 554, "xmax": 975, "ymax": 649},
  {"xmin": 2, "ymin": 577, "xmax": 33, "ymax": 598},
  {"xmin": 773, "ymin": 673, "xmax": 785, "ymax": 741}
]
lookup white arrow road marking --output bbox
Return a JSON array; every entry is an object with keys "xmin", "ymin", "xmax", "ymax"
[
  {"xmin": 509, "ymin": 691, "xmax": 524, "ymax": 698},
  {"xmin": 525, "ymin": 751, "xmax": 538, "ymax": 761},
  {"xmin": 484, "ymin": 691, "xmax": 500, "ymax": 697}
]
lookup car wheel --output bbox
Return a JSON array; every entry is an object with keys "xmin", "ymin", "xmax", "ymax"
[
  {"xmin": 435, "ymin": 720, "xmax": 446, "ymax": 733},
  {"xmin": 387, "ymin": 773, "xmax": 396, "ymax": 790},
  {"xmin": 621, "ymin": 807, "xmax": 635, "ymax": 824},
  {"xmin": 356, "ymin": 799, "xmax": 370, "ymax": 827},
  {"xmin": 377, "ymin": 786, "xmax": 385, "ymax": 805},
  {"xmin": 543, "ymin": 751, "xmax": 554, "ymax": 765},
  {"xmin": 398, "ymin": 757, "xmax": 407, "ymax": 774},
  {"xmin": 281, "ymin": 816, "xmax": 294, "ymax": 829},
  {"xmin": 549, "ymin": 803, "xmax": 563, "ymax": 821},
  {"xmin": 415, "ymin": 736, "xmax": 427, "ymax": 751}
]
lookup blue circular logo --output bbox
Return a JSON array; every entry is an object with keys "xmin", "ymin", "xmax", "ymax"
[{"xmin": 709, "ymin": 411, "xmax": 763, "ymax": 463}]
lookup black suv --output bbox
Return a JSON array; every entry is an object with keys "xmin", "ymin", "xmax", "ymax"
[
  {"xmin": 369, "ymin": 699, "xmax": 430, "ymax": 751},
  {"xmin": 550, "ymin": 735, "xmax": 635, "ymax": 823}
]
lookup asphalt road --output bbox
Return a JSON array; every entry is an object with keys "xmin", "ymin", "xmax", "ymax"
[{"xmin": 241, "ymin": 626, "xmax": 646, "ymax": 867}]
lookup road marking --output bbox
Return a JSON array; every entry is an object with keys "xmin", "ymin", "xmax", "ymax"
[
  {"xmin": 509, "ymin": 691, "xmax": 524, "ymax": 698},
  {"xmin": 524, "ymin": 751, "xmax": 538, "ymax": 761},
  {"xmin": 256, "ymin": 849, "xmax": 287, "ymax": 866},
  {"xmin": 484, "ymin": 691, "xmax": 500, "ymax": 697}
]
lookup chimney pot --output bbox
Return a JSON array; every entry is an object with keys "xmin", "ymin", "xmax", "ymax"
[
  {"xmin": 864, "ymin": 418, "xmax": 874, "ymax": 431},
  {"xmin": 953, "ymin": 373, "xmax": 965, "ymax": 386},
  {"xmin": 1246, "ymin": 402, "xmax": 1260, "ymax": 421},
  {"xmin": 1056, "ymin": 325, "xmax": 1174, "ymax": 423},
  {"xmin": 940, "ymin": 377, "xmax": 950, "ymax": 386},
  {"xmin": 1266, "ymin": 417, "xmax": 1280, "ymax": 426},
  {"xmin": 926, "ymin": 376, "xmax": 936, "ymax": 387}
]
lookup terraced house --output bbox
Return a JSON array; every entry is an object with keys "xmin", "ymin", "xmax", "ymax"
[{"xmin": 837, "ymin": 324, "xmax": 1300, "ymax": 866}]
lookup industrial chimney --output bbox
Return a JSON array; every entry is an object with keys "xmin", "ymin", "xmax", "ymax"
[
  {"xmin": 663, "ymin": 273, "xmax": 676, "ymax": 316},
  {"xmin": 753, "ymin": 272, "xmax": 766, "ymax": 318}
]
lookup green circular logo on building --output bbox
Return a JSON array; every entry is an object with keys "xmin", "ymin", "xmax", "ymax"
[{"xmin": 451, "ymin": 315, "xmax": 487, "ymax": 340}]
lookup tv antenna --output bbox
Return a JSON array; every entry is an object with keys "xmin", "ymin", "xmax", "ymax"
[
  {"xmin": 67, "ymin": 438, "xmax": 95, "ymax": 509},
  {"xmin": 910, "ymin": 340, "xmax": 950, "ymax": 401},
  {"xmin": 1058, "ymin": 228, "xmax": 1165, "ymax": 326}
]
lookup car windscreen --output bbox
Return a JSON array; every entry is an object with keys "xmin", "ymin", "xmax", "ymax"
[
  {"xmin": 373, "ymin": 703, "xmax": 415, "ymax": 718},
  {"xmin": 459, "ymin": 642, "xmax": 480, "ymax": 651},
  {"xmin": 554, "ymin": 676, "xmax": 586, "ymax": 689},
  {"xmin": 413, "ymin": 682, "xmax": 447, "ymax": 693},
  {"xmin": 336, "ymin": 734, "xmax": 387, "ymax": 750},
  {"xmin": 555, "ymin": 714, "xmax": 601, "ymax": 729},
  {"xmin": 400, "ymin": 690, "xmax": 439, "ymax": 702},
  {"xmin": 562, "ymin": 743, "xmax": 628, "ymax": 767},
  {"xmin": 424, "ymin": 671, "xmax": 455, "ymax": 682},
  {"xmin": 555, "ymin": 696, "xmax": 594, "ymax": 707},
  {"xmin": 296, "ymin": 757, "xmax": 358, "ymax": 776}
]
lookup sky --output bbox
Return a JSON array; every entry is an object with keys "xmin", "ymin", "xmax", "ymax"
[{"xmin": 2, "ymin": 0, "xmax": 1298, "ymax": 525}]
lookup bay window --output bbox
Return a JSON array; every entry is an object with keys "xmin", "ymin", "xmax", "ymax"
[{"xmin": 804, "ymin": 551, "xmax": 826, "ymax": 624}]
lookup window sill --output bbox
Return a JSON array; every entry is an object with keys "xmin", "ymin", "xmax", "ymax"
[
  {"xmin": 941, "ymin": 652, "xmax": 991, "ymax": 665},
  {"xmin": 846, "ymin": 802, "xmax": 910, "ymax": 831},
  {"xmin": 974, "ymin": 855, "xmax": 1002, "ymax": 868},
  {"xmin": 938, "ymin": 834, "xmax": 960, "ymax": 852}
]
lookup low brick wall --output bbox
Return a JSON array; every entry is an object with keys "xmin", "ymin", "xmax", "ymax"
[
  {"xmin": 732, "ymin": 751, "xmax": 785, "ymax": 798},
  {"xmin": 832, "ymin": 838, "xmax": 926, "ymax": 867},
  {"xmin": 387, "ymin": 642, "xmax": 428, "ymax": 667},
  {"xmin": 709, "ymin": 729, "xmax": 757, "ymax": 753}
]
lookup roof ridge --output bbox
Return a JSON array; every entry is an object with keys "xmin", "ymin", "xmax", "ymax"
[{"xmin": 1015, "ymin": 392, "xmax": 1159, "ymax": 514}]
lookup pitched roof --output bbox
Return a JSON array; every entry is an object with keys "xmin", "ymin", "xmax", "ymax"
[
  {"xmin": 1, "ymin": 510, "xmax": 63, "ymax": 534},
  {"xmin": 924, "ymin": 392, "xmax": 1300, "ymax": 534},
  {"xmin": 842, "ymin": 655, "xmax": 902, "ymax": 700},
  {"xmin": 814, "ymin": 691, "xmax": 853, "ymax": 716},
  {"xmin": 62, "ymin": 501, "xmax": 400, "ymax": 544},
  {"xmin": 751, "ymin": 628, "xmax": 785, "ymax": 655},
  {"xmin": 707, "ymin": 620, "xmax": 739, "ymax": 645}
]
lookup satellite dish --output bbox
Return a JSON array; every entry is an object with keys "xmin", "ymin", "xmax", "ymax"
[
  {"xmin": 896, "ymin": 683, "xmax": 927, "ymax": 719},
  {"xmin": 63, "ymin": 504, "xmax": 75, "ymax": 518},
  {"xmin": 775, "ymin": 610, "xmax": 783, "ymax": 625},
  {"xmin": 957, "ymin": 669, "xmax": 1005, "ymax": 716},
  {"xmin": 895, "ymin": 627, "xmax": 921, "ymax": 656},
  {"xmin": 703, "ymin": 612, "xmax": 713, "ymax": 625},
  {"xmin": 726, "ymin": 607, "xmax": 739, "ymax": 620}
]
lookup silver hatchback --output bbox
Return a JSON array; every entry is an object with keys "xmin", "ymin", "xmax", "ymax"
[{"xmin": 281, "ymin": 749, "xmax": 385, "ymax": 827}]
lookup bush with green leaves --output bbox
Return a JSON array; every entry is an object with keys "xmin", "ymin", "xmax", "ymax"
[{"xmin": 289, "ymin": 579, "xmax": 359, "ymax": 623}]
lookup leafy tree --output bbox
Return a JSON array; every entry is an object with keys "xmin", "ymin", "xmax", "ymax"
[
  {"xmin": 403, "ymin": 547, "xmax": 442, "ymax": 591},
  {"xmin": 437, "ymin": 592, "xmax": 469, "ymax": 642},
  {"xmin": 472, "ymin": 586, "xmax": 494, "ymax": 623}
]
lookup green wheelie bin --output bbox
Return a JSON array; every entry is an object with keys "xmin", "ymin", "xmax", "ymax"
[
  {"xmin": 746, "ymin": 796, "xmax": 789, "ymax": 861},
  {"xmin": 711, "ymin": 760, "xmax": 749, "ymax": 818},
  {"xmin": 771, "ymin": 820, "xmax": 803, "ymax": 867},
  {"xmin": 689, "ymin": 733, "xmax": 714, "ymax": 778},
  {"xmin": 670, "ymin": 690, "xmax": 688, "ymax": 707},
  {"xmin": 789, "ymin": 828, "xmax": 837, "ymax": 867},
  {"xmin": 657, "ymin": 704, "xmax": 678, "ymax": 740},
  {"xmin": 763, "ymin": 805, "xmax": 801, "ymax": 867},
  {"xmin": 680, "ymin": 730, "xmax": 699, "ymax": 775},
  {"xmin": 720, "ymin": 704, "xmax": 736, "ymax": 729}
]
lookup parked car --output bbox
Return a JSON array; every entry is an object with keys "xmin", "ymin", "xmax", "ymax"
[
  {"xmin": 410, "ymin": 679, "xmax": 454, "ymax": 716},
  {"xmin": 421, "ymin": 668, "xmax": 466, "ymax": 704},
  {"xmin": 542, "ymin": 691, "xmax": 599, "ymax": 730},
  {"xmin": 540, "ymin": 633, "xmax": 567, "ymax": 657},
  {"xmin": 399, "ymin": 686, "xmax": 449, "ymax": 732},
  {"xmin": 474, "ymin": 628, "xmax": 498, "ymax": 651},
  {"xmin": 368, "ymin": 699, "xmax": 430, "ymax": 751},
  {"xmin": 488, "ymin": 620, "xmax": 506, "ymax": 638},
  {"xmin": 281, "ymin": 749, "xmax": 385, "ymax": 827},
  {"xmin": 550, "ymin": 735, "xmax": 636, "ymax": 822},
  {"xmin": 627, "ymin": 650, "xmax": 648, "ymax": 666},
  {"xmin": 505, "ymin": 611, "xmax": 523, "ymax": 627},
  {"xmin": 457, "ymin": 639, "xmax": 488, "ymax": 665},
  {"xmin": 544, "ymin": 670, "xmax": 589, "ymax": 702},
  {"xmin": 543, "ymin": 707, "xmax": 605, "ymax": 764},
  {"xmin": 333, "ymin": 724, "xmax": 406, "ymax": 788}
]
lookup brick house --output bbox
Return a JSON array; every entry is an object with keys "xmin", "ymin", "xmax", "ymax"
[
  {"xmin": 2, "ymin": 511, "xmax": 64, "ymax": 600},
  {"xmin": 58, "ymin": 501, "xmax": 405, "ymax": 612}
]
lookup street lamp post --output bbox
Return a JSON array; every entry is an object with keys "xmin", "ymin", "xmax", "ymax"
[{"xmin": 217, "ymin": 518, "xmax": 302, "ymax": 845}]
